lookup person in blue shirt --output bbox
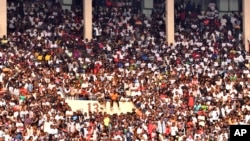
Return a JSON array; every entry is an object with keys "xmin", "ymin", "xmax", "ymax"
[
  {"xmin": 125, "ymin": 130, "xmax": 133, "ymax": 141},
  {"xmin": 194, "ymin": 101, "xmax": 201, "ymax": 113}
]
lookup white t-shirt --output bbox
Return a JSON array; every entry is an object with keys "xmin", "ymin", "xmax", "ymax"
[
  {"xmin": 211, "ymin": 110, "xmax": 219, "ymax": 121},
  {"xmin": 48, "ymin": 128, "xmax": 58, "ymax": 135},
  {"xmin": 43, "ymin": 121, "xmax": 52, "ymax": 133},
  {"xmin": 16, "ymin": 122, "xmax": 24, "ymax": 132},
  {"xmin": 0, "ymin": 73, "xmax": 5, "ymax": 83},
  {"xmin": 0, "ymin": 130, "xmax": 4, "ymax": 137},
  {"xmin": 4, "ymin": 134, "xmax": 11, "ymax": 141},
  {"xmin": 170, "ymin": 126, "xmax": 178, "ymax": 136}
]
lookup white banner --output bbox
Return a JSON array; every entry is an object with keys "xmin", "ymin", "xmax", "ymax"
[{"xmin": 66, "ymin": 100, "xmax": 135, "ymax": 115}]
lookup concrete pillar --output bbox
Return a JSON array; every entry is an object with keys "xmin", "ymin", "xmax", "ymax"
[
  {"xmin": 165, "ymin": 0, "xmax": 175, "ymax": 44},
  {"xmin": 0, "ymin": 0, "xmax": 7, "ymax": 37},
  {"xmin": 83, "ymin": 0, "xmax": 92, "ymax": 40},
  {"xmin": 243, "ymin": 0, "xmax": 250, "ymax": 52}
]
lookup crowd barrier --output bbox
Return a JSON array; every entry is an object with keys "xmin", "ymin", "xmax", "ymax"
[{"xmin": 65, "ymin": 100, "xmax": 135, "ymax": 115}]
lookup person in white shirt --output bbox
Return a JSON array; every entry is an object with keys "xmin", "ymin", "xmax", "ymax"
[
  {"xmin": 170, "ymin": 122, "xmax": 178, "ymax": 139},
  {"xmin": 3, "ymin": 132, "xmax": 11, "ymax": 141},
  {"xmin": 0, "ymin": 129, "xmax": 4, "ymax": 140},
  {"xmin": 16, "ymin": 118, "xmax": 24, "ymax": 133},
  {"xmin": 209, "ymin": 108, "xmax": 219, "ymax": 123},
  {"xmin": 43, "ymin": 117, "xmax": 52, "ymax": 133},
  {"xmin": 48, "ymin": 125, "xmax": 58, "ymax": 135},
  {"xmin": 186, "ymin": 135, "xmax": 194, "ymax": 141},
  {"xmin": 26, "ymin": 125, "xmax": 34, "ymax": 137},
  {"xmin": 0, "ymin": 72, "xmax": 5, "ymax": 83}
]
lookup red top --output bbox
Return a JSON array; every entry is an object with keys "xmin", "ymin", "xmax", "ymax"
[{"xmin": 106, "ymin": 0, "xmax": 112, "ymax": 7}]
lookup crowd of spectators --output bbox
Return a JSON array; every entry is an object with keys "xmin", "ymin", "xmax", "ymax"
[{"xmin": 0, "ymin": 0, "xmax": 249, "ymax": 140}]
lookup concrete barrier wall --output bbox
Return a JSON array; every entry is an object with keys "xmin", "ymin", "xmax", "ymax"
[
  {"xmin": 66, "ymin": 100, "xmax": 135, "ymax": 115},
  {"xmin": 0, "ymin": 0, "xmax": 7, "ymax": 37}
]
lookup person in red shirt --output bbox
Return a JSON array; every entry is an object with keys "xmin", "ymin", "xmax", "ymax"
[
  {"xmin": 19, "ymin": 86, "xmax": 28, "ymax": 96},
  {"xmin": 165, "ymin": 124, "xmax": 171, "ymax": 138},
  {"xmin": 105, "ymin": 0, "xmax": 112, "ymax": 7},
  {"xmin": 148, "ymin": 120, "xmax": 157, "ymax": 139},
  {"xmin": 80, "ymin": 88, "xmax": 89, "ymax": 100},
  {"xmin": 188, "ymin": 93, "xmax": 195, "ymax": 108}
]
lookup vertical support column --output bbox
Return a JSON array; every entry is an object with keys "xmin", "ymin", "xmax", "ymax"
[
  {"xmin": 165, "ymin": 0, "xmax": 175, "ymax": 44},
  {"xmin": 83, "ymin": 0, "xmax": 92, "ymax": 40},
  {"xmin": 0, "ymin": 0, "xmax": 7, "ymax": 37},
  {"xmin": 243, "ymin": 0, "xmax": 250, "ymax": 52}
]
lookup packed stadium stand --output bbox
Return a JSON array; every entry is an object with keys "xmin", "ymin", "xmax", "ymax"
[{"xmin": 0, "ymin": 0, "xmax": 249, "ymax": 140}]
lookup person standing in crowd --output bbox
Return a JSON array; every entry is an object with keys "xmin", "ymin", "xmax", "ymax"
[{"xmin": 110, "ymin": 89, "xmax": 120, "ymax": 109}]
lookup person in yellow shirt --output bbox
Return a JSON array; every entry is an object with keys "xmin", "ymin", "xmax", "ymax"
[
  {"xmin": 1, "ymin": 35, "xmax": 8, "ymax": 45},
  {"xmin": 110, "ymin": 89, "xmax": 120, "ymax": 109},
  {"xmin": 103, "ymin": 114, "xmax": 110, "ymax": 134},
  {"xmin": 103, "ymin": 115, "xmax": 110, "ymax": 127}
]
